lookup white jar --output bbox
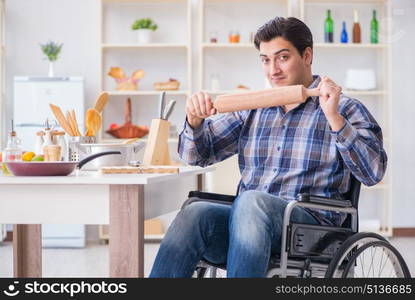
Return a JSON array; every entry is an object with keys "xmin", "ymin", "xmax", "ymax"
[
  {"xmin": 35, "ymin": 131, "xmax": 45, "ymax": 155},
  {"xmin": 55, "ymin": 132, "xmax": 68, "ymax": 161}
]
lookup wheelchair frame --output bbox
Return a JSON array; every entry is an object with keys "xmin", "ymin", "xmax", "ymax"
[{"xmin": 183, "ymin": 176, "xmax": 411, "ymax": 278}]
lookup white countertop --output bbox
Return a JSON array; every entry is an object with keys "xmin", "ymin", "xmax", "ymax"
[{"xmin": 0, "ymin": 166, "xmax": 214, "ymax": 185}]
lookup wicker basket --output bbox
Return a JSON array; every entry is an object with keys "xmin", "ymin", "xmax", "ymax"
[{"xmin": 106, "ymin": 98, "xmax": 149, "ymax": 139}]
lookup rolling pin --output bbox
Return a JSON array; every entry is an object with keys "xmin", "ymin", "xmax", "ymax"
[{"xmin": 213, "ymin": 85, "xmax": 320, "ymax": 113}]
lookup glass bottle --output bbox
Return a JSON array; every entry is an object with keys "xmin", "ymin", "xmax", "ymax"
[
  {"xmin": 371, "ymin": 10, "xmax": 379, "ymax": 44},
  {"xmin": 2, "ymin": 130, "xmax": 22, "ymax": 175},
  {"xmin": 324, "ymin": 9, "xmax": 334, "ymax": 43},
  {"xmin": 352, "ymin": 9, "xmax": 361, "ymax": 43},
  {"xmin": 341, "ymin": 21, "xmax": 348, "ymax": 43}
]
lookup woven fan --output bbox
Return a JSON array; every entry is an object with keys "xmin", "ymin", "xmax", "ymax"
[{"xmin": 106, "ymin": 98, "xmax": 149, "ymax": 139}]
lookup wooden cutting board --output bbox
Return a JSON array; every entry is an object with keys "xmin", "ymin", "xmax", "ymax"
[{"xmin": 100, "ymin": 166, "xmax": 179, "ymax": 174}]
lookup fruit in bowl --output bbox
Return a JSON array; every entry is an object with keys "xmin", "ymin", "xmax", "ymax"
[
  {"xmin": 22, "ymin": 151, "xmax": 36, "ymax": 162},
  {"xmin": 31, "ymin": 155, "xmax": 44, "ymax": 162}
]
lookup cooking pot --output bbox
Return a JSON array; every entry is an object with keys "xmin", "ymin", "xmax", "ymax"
[
  {"xmin": 77, "ymin": 141, "xmax": 145, "ymax": 170},
  {"xmin": 6, "ymin": 151, "xmax": 121, "ymax": 176}
]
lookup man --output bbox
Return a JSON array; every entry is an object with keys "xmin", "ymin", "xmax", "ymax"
[{"xmin": 150, "ymin": 17, "xmax": 387, "ymax": 278}]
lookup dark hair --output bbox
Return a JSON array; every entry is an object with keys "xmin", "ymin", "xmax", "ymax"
[{"xmin": 254, "ymin": 17, "xmax": 313, "ymax": 56}]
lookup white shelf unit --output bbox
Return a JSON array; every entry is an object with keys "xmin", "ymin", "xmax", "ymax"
[
  {"xmin": 198, "ymin": 0, "xmax": 290, "ymax": 91},
  {"xmin": 301, "ymin": 0, "xmax": 392, "ymax": 236},
  {"xmin": 99, "ymin": 0, "xmax": 191, "ymax": 140}
]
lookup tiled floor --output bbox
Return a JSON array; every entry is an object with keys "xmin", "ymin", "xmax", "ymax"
[{"xmin": 0, "ymin": 238, "xmax": 414, "ymax": 277}]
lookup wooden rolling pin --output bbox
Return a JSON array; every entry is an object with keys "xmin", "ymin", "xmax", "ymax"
[{"xmin": 213, "ymin": 85, "xmax": 320, "ymax": 113}]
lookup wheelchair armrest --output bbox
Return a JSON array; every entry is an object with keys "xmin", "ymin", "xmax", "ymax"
[
  {"xmin": 297, "ymin": 193, "xmax": 352, "ymax": 208},
  {"xmin": 181, "ymin": 191, "xmax": 236, "ymax": 210}
]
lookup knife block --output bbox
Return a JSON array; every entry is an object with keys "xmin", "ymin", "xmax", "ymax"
[{"xmin": 143, "ymin": 119, "xmax": 172, "ymax": 165}]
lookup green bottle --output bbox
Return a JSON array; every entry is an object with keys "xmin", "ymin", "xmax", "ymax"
[
  {"xmin": 371, "ymin": 10, "xmax": 379, "ymax": 43},
  {"xmin": 324, "ymin": 9, "xmax": 334, "ymax": 43}
]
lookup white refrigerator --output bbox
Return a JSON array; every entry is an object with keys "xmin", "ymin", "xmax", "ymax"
[{"xmin": 13, "ymin": 76, "xmax": 86, "ymax": 248}]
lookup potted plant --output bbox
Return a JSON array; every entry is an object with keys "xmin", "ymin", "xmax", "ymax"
[
  {"xmin": 131, "ymin": 18, "xmax": 158, "ymax": 44},
  {"xmin": 40, "ymin": 41, "xmax": 63, "ymax": 77}
]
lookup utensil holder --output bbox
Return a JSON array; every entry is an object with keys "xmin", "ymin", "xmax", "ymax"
[
  {"xmin": 68, "ymin": 136, "xmax": 96, "ymax": 162},
  {"xmin": 143, "ymin": 119, "xmax": 171, "ymax": 165}
]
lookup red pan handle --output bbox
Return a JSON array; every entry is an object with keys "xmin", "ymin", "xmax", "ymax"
[{"xmin": 77, "ymin": 151, "xmax": 121, "ymax": 170}]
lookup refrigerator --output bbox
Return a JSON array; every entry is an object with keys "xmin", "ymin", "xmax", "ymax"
[{"xmin": 13, "ymin": 76, "xmax": 86, "ymax": 248}]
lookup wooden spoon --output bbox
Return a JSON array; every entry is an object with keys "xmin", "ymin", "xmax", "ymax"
[
  {"xmin": 70, "ymin": 110, "xmax": 82, "ymax": 136},
  {"xmin": 94, "ymin": 92, "xmax": 109, "ymax": 113},
  {"xmin": 85, "ymin": 108, "xmax": 102, "ymax": 137},
  {"xmin": 49, "ymin": 103, "xmax": 74, "ymax": 136},
  {"xmin": 66, "ymin": 111, "xmax": 78, "ymax": 136}
]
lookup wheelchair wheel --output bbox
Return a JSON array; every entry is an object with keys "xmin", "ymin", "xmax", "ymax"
[
  {"xmin": 325, "ymin": 232, "xmax": 386, "ymax": 277},
  {"xmin": 341, "ymin": 240, "xmax": 411, "ymax": 278}
]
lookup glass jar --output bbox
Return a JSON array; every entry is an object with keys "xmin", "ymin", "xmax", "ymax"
[
  {"xmin": 228, "ymin": 30, "xmax": 240, "ymax": 43},
  {"xmin": 209, "ymin": 30, "xmax": 218, "ymax": 43}
]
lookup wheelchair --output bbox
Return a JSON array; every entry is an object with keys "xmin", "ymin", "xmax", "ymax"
[{"xmin": 182, "ymin": 176, "xmax": 411, "ymax": 278}]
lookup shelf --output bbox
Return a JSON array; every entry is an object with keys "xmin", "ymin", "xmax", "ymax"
[
  {"xmin": 202, "ymin": 43, "xmax": 255, "ymax": 49},
  {"xmin": 102, "ymin": 0, "xmax": 186, "ymax": 3},
  {"xmin": 204, "ymin": 89, "xmax": 250, "ymax": 95},
  {"xmin": 303, "ymin": 0, "xmax": 386, "ymax": 3},
  {"xmin": 105, "ymin": 90, "xmax": 189, "ymax": 96},
  {"xmin": 102, "ymin": 43, "xmax": 188, "ymax": 49},
  {"xmin": 206, "ymin": 90, "xmax": 386, "ymax": 97},
  {"xmin": 314, "ymin": 43, "xmax": 387, "ymax": 49},
  {"xmin": 100, "ymin": 138, "xmax": 179, "ymax": 143}
]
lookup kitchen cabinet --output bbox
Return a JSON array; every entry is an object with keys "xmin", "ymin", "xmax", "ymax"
[
  {"xmin": 300, "ymin": 0, "xmax": 393, "ymax": 236},
  {"xmin": 99, "ymin": 0, "xmax": 191, "ymax": 141}
]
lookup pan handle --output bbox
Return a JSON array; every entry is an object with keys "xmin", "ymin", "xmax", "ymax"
[{"xmin": 77, "ymin": 151, "xmax": 121, "ymax": 170}]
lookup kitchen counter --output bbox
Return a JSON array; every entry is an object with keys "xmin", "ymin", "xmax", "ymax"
[
  {"xmin": 0, "ymin": 166, "xmax": 211, "ymax": 185},
  {"xmin": 0, "ymin": 166, "xmax": 214, "ymax": 278}
]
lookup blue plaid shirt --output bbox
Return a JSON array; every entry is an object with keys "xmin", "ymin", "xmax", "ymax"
[{"xmin": 178, "ymin": 76, "xmax": 387, "ymax": 226}]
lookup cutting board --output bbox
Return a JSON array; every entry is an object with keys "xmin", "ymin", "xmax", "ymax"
[{"xmin": 100, "ymin": 166, "xmax": 179, "ymax": 174}]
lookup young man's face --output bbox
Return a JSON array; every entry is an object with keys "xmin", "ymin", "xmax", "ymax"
[{"xmin": 259, "ymin": 37, "xmax": 312, "ymax": 88}]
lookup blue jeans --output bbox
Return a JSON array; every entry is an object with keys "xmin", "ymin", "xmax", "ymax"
[{"xmin": 149, "ymin": 190, "xmax": 320, "ymax": 278}]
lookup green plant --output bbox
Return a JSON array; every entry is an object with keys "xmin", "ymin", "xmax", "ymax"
[
  {"xmin": 40, "ymin": 41, "xmax": 63, "ymax": 62},
  {"xmin": 131, "ymin": 18, "xmax": 158, "ymax": 31}
]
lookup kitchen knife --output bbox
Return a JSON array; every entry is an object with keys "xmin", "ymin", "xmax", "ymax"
[
  {"xmin": 158, "ymin": 91, "xmax": 166, "ymax": 119},
  {"xmin": 162, "ymin": 100, "xmax": 176, "ymax": 120}
]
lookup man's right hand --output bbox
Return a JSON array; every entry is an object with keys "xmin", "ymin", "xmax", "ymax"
[{"xmin": 185, "ymin": 91, "xmax": 217, "ymax": 129}]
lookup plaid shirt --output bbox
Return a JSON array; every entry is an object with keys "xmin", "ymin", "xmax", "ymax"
[{"xmin": 178, "ymin": 76, "xmax": 387, "ymax": 226}]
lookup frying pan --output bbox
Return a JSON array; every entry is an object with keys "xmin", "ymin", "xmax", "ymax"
[{"xmin": 5, "ymin": 151, "xmax": 121, "ymax": 176}]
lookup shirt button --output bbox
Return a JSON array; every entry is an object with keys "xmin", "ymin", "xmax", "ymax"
[
  {"xmin": 185, "ymin": 130, "xmax": 188, "ymax": 134},
  {"xmin": 277, "ymin": 146, "xmax": 281, "ymax": 151},
  {"xmin": 282, "ymin": 125, "xmax": 286, "ymax": 130}
]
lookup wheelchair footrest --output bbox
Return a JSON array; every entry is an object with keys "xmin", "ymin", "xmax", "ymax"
[{"xmin": 288, "ymin": 223, "xmax": 354, "ymax": 259}]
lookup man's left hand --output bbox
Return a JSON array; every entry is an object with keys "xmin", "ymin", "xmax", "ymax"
[{"xmin": 318, "ymin": 76, "xmax": 345, "ymax": 131}]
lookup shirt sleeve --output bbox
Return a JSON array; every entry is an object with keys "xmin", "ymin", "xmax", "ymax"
[
  {"xmin": 331, "ymin": 97, "xmax": 387, "ymax": 186},
  {"xmin": 178, "ymin": 111, "xmax": 246, "ymax": 167}
]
